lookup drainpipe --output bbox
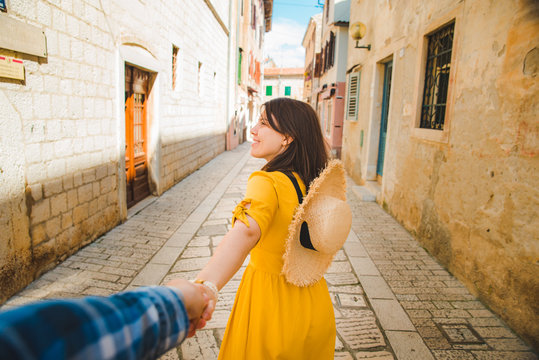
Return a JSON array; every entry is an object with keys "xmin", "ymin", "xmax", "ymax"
[{"xmin": 225, "ymin": 0, "xmax": 235, "ymax": 145}]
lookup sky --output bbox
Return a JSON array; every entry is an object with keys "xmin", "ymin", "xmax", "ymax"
[{"xmin": 264, "ymin": 0, "xmax": 323, "ymax": 68}]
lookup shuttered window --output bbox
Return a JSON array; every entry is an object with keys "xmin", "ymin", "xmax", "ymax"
[
  {"xmin": 266, "ymin": 85, "xmax": 272, "ymax": 96},
  {"xmin": 347, "ymin": 72, "xmax": 361, "ymax": 120},
  {"xmin": 284, "ymin": 86, "xmax": 291, "ymax": 96}
]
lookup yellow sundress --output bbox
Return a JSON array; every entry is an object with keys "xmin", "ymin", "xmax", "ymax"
[{"xmin": 218, "ymin": 171, "xmax": 335, "ymax": 360}]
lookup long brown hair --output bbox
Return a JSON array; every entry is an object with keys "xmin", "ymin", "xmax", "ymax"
[{"xmin": 261, "ymin": 98, "xmax": 328, "ymax": 188}]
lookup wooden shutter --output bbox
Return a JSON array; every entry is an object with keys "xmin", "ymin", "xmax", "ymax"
[{"xmin": 347, "ymin": 72, "xmax": 360, "ymax": 120}]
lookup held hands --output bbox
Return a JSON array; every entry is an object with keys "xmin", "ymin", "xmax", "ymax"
[{"xmin": 165, "ymin": 278, "xmax": 217, "ymax": 337}]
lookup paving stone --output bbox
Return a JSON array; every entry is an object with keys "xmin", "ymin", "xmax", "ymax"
[
  {"xmin": 335, "ymin": 334, "xmax": 344, "ymax": 350},
  {"xmin": 336, "ymin": 311, "xmax": 385, "ymax": 350},
  {"xmin": 212, "ymin": 236, "xmax": 224, "ymax": 247},
  {"xmin": 180, "ymin": 330, "xmax": 219, "ymax": 360},
  {"xmin": 158, "ymin": 348, "xmax": 179, "ymax": 360},
  {"xmin": 471, "ymin": 351, "xmax": 538, "ymax": 360},
  {"xmin": 371, "ymin": 299, "xmax": 415, "ymax": 331},
  {"xmin": 334, "ymin": 352, "xmax": 354, "ymax": 359},
  {"xmin": 484, "ymin": 337, "xmax": 533, "ymax": 351},
  {"xmin": 324, "ymin": 272, "xmax": 359, "ymax": 285},
  {"xmin": 82, "ymin": 287, "xmax": 115, "ymax": 296},
  {"xmin": 385, "ymin": 331, "xmax": 435, "ymax": 360},
  {"xmin": 431, "ymin": 350, "xmax": 475, "ymax": 359},
  {"xmin": 327, "ymin": 261, "xmax": 352, "ymax": 273},
  {"xmin": 474, "ymin": 326, "xmax": 517, "ymax": 339},
  {"xmin": 172, "ymin": 257, "xmax": 212, "ymax": 272},
  {"xmin": 423, "ymin": 336, "xmax": 452, "ymax": 350},
  {"xmin": 203, "ymin": 309, "xmax": 230, "ymax": 329},
  {"xmin": 189, "ymin": 236, "xmax": 211, "ymax": 246},
  {"xmin": 355, "ymin": 351, "xmax": 395, "ymax": 359},
  {"xmin": 334, "ymin": 293, "xmax": 367, "ymax": 308},
  {"xmin": 197, "ymin": 224, "xmax": 228, "ymax": 236},
  {"xmin": 182, "ymin": 247, "xmax": 211, "ymax": 258},
  {"xmin": 327, "ymin": 285, "xmax": 364, "ymax": 294},
  {"xmin": 100, "ymin": 266, "xmax": 136, "ymax": 277}
]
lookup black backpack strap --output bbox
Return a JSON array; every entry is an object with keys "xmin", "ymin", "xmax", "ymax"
[
  {"xmin": 282, "ymin": 171, "xmax": 316, "ymax": 251},
  {"xmin": 283, "ymin": 171, "xmax": 304, "ymax": 204}
]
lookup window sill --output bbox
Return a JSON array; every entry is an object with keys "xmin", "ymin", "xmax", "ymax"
[{"xmin": 411, "ymin": 127, "xmax": 449, "ymax": 143}]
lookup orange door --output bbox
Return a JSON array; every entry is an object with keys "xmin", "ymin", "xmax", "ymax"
[{"xmin": 125, "ymin": 65, "xmax": 150, "ymax": 208}]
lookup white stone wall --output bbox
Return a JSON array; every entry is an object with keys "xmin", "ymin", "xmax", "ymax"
[{"xmin": 0, "ymin": 0, "xmax": 231, "ymax": 302}]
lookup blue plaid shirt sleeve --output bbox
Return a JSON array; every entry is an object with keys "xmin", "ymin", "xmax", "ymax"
[{"xmin": 0, "ymin": 286, "xmax": 190, "ymax": 360}]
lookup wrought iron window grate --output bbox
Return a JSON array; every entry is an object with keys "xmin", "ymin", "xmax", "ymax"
[{"xmin": 420, "ymin": 22, "xmax": 454, "ymax": 130}]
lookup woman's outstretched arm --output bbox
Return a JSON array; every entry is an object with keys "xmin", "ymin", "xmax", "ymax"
[{"xmin": 195, "ymin": 214, "xmax": 260, "ymax": 322}]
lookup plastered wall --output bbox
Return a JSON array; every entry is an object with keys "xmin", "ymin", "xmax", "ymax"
[{"xmin": 342, "ymin": 0, "xmax": 538, "ymax": 347}]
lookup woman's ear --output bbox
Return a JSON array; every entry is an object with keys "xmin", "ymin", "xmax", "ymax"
[{"xmin": 282, "ymin": 136, "xmax": 293, "ymax": 146}]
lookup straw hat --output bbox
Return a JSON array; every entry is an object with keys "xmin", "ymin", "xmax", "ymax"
[{"xmin": 282, "ymin": 159, "xmax": 352, "ymax": 287}]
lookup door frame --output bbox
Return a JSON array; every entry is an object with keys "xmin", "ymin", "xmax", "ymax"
[
  {"xmin": 117, "ymin": 44, "xmax": 161, "ymax": 220},
  {"xmin": 364, "ymin": 55, "xmax": 395, "ymax": 182}
]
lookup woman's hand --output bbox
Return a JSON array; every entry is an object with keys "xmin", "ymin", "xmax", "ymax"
[
  {"xmin": 166, "ymin": 279, "xmax": 209, "ymax": 337},
  {"xmin": 197, "ymin": 283, "xmax": 218, "ymax": 325}
]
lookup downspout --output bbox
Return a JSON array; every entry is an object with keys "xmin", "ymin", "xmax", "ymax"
[{"xmin": 225, "ymin": 0, "xmax": 234, "ymax": 144}]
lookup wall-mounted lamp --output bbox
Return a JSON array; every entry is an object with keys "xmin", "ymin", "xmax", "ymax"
[{"xmin": 350, "ymin": 22, "xmax": 371, "ymax": 51}]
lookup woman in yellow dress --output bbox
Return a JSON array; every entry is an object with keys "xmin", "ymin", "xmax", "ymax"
[{"xmin": 194, "ymin": 98, "xmax": 335, "ymax": 359}]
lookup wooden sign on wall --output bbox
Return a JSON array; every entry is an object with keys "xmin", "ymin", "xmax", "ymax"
[
  {"xmin": 0, "ymin": 56, "xmax": 24, "ymax": 80},
  {"xmin": 0, "ymin": 13, "xmax": 47, "ymax": 57}
]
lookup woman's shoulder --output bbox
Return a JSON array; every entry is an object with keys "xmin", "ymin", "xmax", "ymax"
[{"xmin": 249, "ymin": 170, "xmax": 305, "ymax": 191}]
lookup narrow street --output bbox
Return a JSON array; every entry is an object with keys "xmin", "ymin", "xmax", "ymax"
[{"xmin": 2, "ymin": 143, "xmax": 536, "ymax": 360}]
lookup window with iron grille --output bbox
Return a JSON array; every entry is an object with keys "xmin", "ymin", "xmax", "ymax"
[
  {"xmin": 346, "ymin": 72, "xmax": 361, "ymax": 120},
  {"xmin": 420, "ymin": 22, "xmax": 454, "ymax": 130}
]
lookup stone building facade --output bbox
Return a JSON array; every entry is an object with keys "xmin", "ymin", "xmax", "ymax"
[
  {"xmin": 0, "ymin": 0, "xmax": 238, "ymax": 303},
  {"xmin": 228, "ymin": 0, "xmax": 272, "ymax": 149},
  {"xmin": 315, "ymin": 0, "xmax": 350, "ymax": 158},
  {"xmin": 302, "ymin": 13, "xmax": 322, "ymax": 105},
  {"xmin": 341, "ymin": 0, "xmax": 539, "ymax": 347},
  {"xmin": 263, "ymin": 67, "xmax": 304, "ymax": 101}
]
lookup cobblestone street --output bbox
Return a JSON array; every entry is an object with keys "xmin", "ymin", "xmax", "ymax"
[{"xmin": 2, "ymin": 143, "xmax": 537, "ymax": 360}]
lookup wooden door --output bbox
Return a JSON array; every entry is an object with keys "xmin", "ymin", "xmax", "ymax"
[{"xmin": 125, "ymin": 65, "xmax": 150, "ymax": 208}]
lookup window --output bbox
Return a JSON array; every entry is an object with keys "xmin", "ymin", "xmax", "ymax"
[
  {"xmin": 197, "ymin": 61, "xmax": 203, "ymax": 96},
  {"xmin": 420, "ymin": 22, "xmax": 454, "ymax": 130},
  {"xmin": 252, "ymin": 4, "xmax": 256, "ymax": 30},
  {"xmin": 172, "ymin": 45, "xmax": 179, "ymax": 90},
  {"xmin": 346, "ymin": 72, "xmax": 361, "ymax": 120},
  {"xmin": 213, "ymin": 71, "xmax": 217, "ymax": 100},
  {"xmin": 284, "ymin": 86, "xmax": 291, "ymax": 96},
  {"xmin": 266, "ymin": 85, "xmax": 272, "ymax": 96}
]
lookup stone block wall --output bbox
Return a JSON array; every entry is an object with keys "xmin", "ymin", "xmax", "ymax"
[
  {"xmin": 342, "ymin": 0, "xmax": 538, "ymax": 348},
  {"xmin": 0, "ymin": 0, "xmax": 230, "ymax": 303}
]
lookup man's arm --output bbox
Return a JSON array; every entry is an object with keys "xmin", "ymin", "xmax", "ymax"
[{"xmin": 0, "ymin": 283, "xmax": 205, "ymax": 360}]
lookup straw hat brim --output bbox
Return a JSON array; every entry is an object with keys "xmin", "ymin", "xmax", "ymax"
[{"xmin": 282, "ymin": 160, "xmax": 352, "ymax": 287}]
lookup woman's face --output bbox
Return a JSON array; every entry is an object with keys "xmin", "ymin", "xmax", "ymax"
[{"xmin": 250, "ymin": 112, "xmax": 289, "ymax": 162}]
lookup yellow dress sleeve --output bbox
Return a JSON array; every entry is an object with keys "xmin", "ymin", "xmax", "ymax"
[{"xmin": 232, "ymin": 171, "xmax": 278, "ymax": 237}]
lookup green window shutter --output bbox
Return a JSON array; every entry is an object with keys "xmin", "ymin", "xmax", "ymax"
[
  {"xmin": 285, "ymin": 86, "xmax": 291, "ymax": 96},
  {"xmin": 346, "ymin": 72, "xmax": 361, "ymax": 120},
  {"xmin": 237, "ymin": 51, "xmax": 242, "ymax": 85},
  {"xmin": 266, "ymin": 85, "xmax": 272, "ymax": 96}
]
